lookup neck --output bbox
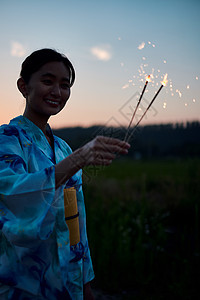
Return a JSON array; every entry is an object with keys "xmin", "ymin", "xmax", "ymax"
[{"xmin": 23, "ymin": 108, "xmax": 50, "ymax": 135}]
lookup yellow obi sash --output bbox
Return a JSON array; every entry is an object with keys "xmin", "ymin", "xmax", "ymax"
[{"xmin": 64, "ymin": 187, "xmax": 80, "ymax": 246}]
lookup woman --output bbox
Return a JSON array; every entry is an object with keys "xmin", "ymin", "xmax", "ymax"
[{"xmin": 0, "ymin": 49, "xmax": 130, "ymax": 299}]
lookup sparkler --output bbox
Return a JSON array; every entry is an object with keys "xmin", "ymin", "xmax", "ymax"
[
  {"xmin": 124, "ymin": 75, "xmax": 151, "ymax": 142},
  {"xmin": 125, "ymin": 74, "xmax": 168, "ymax": 143}
]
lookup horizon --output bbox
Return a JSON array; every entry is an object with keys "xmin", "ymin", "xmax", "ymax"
[{"xmin": 52, "ymin": 119, "xmax": 200, "ymax": 130}]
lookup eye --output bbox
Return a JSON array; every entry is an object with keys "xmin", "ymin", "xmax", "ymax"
[
  {"xmin": 42, "ymin": 79, "xmax": 53, "ymax": 85},
  {"xmin": 61, "ymin": 83, "xmax": 70, "ymax": 90}
]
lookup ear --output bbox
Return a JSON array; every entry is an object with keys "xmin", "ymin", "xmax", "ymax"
[{"xmin": 17, "ymin": 78, "xmax": 28, "ymax": 98}]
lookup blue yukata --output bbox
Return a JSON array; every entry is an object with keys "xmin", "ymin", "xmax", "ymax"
[{"xmin": 0, "ymin": 115, "xmax": 94, "ymax": 299}]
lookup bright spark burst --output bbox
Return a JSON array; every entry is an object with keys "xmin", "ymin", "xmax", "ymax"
[
  {"xmin": 163, "ymin": 102, "xmax": 167, "ymax": 109},
  {"xmin": 146, "ymin": 75, "xmax": 151, "ymax": 82},
  {"xmin": 138, "ymin": 42, "xmax": 145, "ymax": 50},
  {"xmin": 176, "ymin": 89, "xmax": 182, "ymax": 98},
  {"xmin": 119, "ymin": 40, "xmax": 198, "ymax": 118},
  {"xmin": 161, "ymin": 74, "xmax": 168, "ymax": 86},
  {"xmin": 122, "ymin": 84, "xmax": 129, "ymax": 89}
]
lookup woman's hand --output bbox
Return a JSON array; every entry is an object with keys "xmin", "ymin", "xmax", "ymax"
[
  {"xmin": 55, "ymin": 136, "xmax": 130, "ymax": 188},
  {"xmin": 76, "ymin": 136, "xmax": 130, "ymax": 168}
]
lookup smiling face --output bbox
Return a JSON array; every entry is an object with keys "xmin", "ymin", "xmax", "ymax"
[{"xmin": 19, "ymin": 61, "xmax": 71, "ymax": 123}]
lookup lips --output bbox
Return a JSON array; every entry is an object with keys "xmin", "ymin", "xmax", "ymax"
[{"xmin": 45, "ymin": 99, "xmax": 60, "ymax": 107}]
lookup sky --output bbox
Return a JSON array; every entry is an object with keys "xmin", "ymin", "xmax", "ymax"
[{"xmin": 0, "ymin": 0, "xmax": 200, "ymax": 129}]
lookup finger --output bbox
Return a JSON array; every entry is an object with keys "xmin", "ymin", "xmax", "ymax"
[
  {"xmin": 94, "ymin": 151, "xmax": 116, "ymax": 161},
  {"xmin": 93, "ymin": 157, "xmax": 113, "ymax": 166},
  {"xmin": 108, "ymin": 145, "xmax": 129, "ymax": 155},
  {"xmin": 96, "ymin": 136, "xmax": 130, "ymax": 149},
  {"xmin": 97, "ymin": 144, "xmax": 129, "ymax": 155}
]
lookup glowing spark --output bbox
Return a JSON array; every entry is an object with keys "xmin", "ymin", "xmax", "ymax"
[
  {"xmin": 152, "ymin": 44, "xmax": 156, "ymax": 47},
  {"xmin": 193, "ymin": 99, "xmax": 196, "ymax": 102},
  {"xmin": 185, "ymin": 103, "xmax": 188, "ymax": 106},
  {"xmin": 196, "ymin": 76, "xmax": 198, "ymax": 80},
  {"xmin": 187, "ymin": 85, "xmax": 190, "ymax": 89},
  {"xmin": 176, "ymin": 89, "xmax": 182, "ymax": 98},
  {"xmin": 163, "ymin": 60, "xmax": 167, "ymax": 64},
  {"xmin": 120, "ymin": 62, "xmax": 124, "ymax": 67},
  {"xmin": 122, "ymin": 84, "xmax": 129, "ymax": 89},
  {"xmin": 138, "ymin": 42, "xmax": 145, "ymax": 50},
  {"xmin": 146, "ymin": 75, "xmax": 151, "ymax": 82},
  {"xmin": 142, "ymin": 57, "xmax": 146, "ymax": 60},
  {"xmin": 161, "ymin": 74, "xmax": 168, "ymax": 86}
]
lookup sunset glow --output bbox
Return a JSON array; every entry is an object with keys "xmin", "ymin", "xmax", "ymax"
[{"xmin": 0, "ymin": 0, "xmax": 199, "ymax": 128}]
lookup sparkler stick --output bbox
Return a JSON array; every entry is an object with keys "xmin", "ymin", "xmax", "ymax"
[
  {"xmin": 124, "ymin": 75, "xmax": 150, "ymax": 142},
  {"xmin": 125, "ymin": 74, "xmax": 168, "ymax": 144}
]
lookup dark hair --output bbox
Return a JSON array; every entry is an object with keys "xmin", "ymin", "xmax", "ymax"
[{"xmin": 20, "ymin": 48, "xmax": 75, "ymax": 87}]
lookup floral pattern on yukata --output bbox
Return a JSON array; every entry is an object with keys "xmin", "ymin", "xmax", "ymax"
[{"xmin": 0, "ymin": 115, "xmax": 94, "ymax": 300}]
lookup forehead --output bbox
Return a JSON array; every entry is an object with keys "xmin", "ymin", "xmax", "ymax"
[{"xmin": 35, "ymin": 61, "xmax": 70, "ymax": 80}]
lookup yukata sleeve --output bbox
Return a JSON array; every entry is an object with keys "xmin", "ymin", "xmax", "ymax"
[
  {"xmin": 76, "ymin": 187, "xmax": 95, "ymax": 284},
  {"xmin": 0, "ymin": 129, "xmax": 58, "ymax": 247}
]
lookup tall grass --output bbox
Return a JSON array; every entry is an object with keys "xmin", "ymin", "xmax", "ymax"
[{"xmin": 83, "ymin": 158, "xmax": 200, "ymax": 299}]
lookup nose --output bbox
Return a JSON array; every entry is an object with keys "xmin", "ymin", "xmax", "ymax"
[{"xmin": 51, "ymin": 84, "xmax": 61, "ymax": 98}]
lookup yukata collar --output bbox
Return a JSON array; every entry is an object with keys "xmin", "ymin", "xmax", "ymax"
[
  {"xmin": 10, "ymin": 115, "xmax": 56, "ymax": 163},
  {"xmin": 11, "ymin": 115, "xmax": 53, "ymax": 144}
]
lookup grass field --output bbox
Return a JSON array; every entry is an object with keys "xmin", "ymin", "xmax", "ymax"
[{"xmin": 83, "ymin": 158, "xmax": 200, "ymax": 299}]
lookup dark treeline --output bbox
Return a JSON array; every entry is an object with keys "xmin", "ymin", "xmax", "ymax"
[{"xmin": 53, "ymin": 121, "xmax": 200, "ymax": 159}]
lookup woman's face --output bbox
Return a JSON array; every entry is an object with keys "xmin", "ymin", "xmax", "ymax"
[{"xmin": 24, "ymin": 61, "xmax": 71, "ymax": 118}]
